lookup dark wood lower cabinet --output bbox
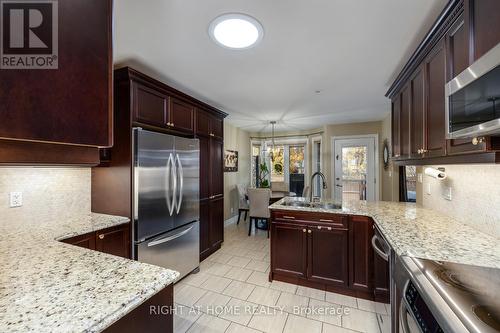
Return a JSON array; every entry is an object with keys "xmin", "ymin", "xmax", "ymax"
[
  {"xmin": 200, "ymin": 196, "xmax": 224, "ymax": 261},
  {"xmin": 308, "ymin": 226, "xmax": 348, "ymax": 287},
  {"xmin": 270, "ymin": 210, "xmax": 389, "ymax": 303},
  {"xmin": 271, "ymin": 222, "xmax": 307, "ymax": 279},
  {"xmin": 61, "ymin": 224, "xmax": 130, "ymax": 259},
  {"xmin": 103, "ymin": 283, "xmax": 173, "ymax": 333}
]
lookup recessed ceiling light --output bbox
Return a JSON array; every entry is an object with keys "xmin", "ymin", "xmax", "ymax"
[{"xmin": 209, "ymin": 13, "xmax": 264, "ymax": 50}]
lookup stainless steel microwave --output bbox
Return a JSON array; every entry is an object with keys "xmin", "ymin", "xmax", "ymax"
[{"xmin": 445, "ymin": 41, "xmax": 500, "ymax": 139}]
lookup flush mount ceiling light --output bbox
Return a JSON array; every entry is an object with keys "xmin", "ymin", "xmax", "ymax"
[{"xmin": 208, "ymin": 13, "xmax": 264, "ymax": 49}]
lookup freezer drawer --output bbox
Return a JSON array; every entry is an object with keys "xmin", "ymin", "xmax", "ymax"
[{"xmin": 137, "ymin": 221, "xmax": 199, "ymax": 280}]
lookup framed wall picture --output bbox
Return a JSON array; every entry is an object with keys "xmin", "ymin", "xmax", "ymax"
[{"xmin": 224, "ymin": 150, "xmax": 238, "ymax": 172}]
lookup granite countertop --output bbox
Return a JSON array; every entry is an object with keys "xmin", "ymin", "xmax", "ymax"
[
  {"xmin": 0, "ymin": 213, "xmax": 179, "ymax": 333},
  {"xmin": 270, "ymin": 198, "xmax": 500, "ymax": 269}
]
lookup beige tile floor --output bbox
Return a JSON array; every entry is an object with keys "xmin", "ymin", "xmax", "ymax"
[{"xmin": 174, "ymin": 221, "xmax": 391, "ymax": 333}]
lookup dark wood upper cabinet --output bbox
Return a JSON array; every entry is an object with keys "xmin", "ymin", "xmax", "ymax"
[
  {"xmin": 467, "ymin": 0, "xmax": 500, "ymax": 62},
  {"xmin": 400, "ymin": 85, "xmax": 411, "ymax": 158},
  {"xmin": 307, "ymin": 226, "xmax": 348, "ymax": 287},
  {"xmin": 199, "ymin": 136, "xmax": 211, "ymax": 200},
  {"xmin": 391, "ymin": 95, "xmax": 401, "ymax": 158},
  {"xmin": 410, "ymin": 67, "xmax": 425, "ymax": 158},
  {"xmin": 349, "ymin": 216, "xmax": 374, "ymax": 293},
  {"xmin": 211, "ymin": 117, "xmax": 224, "ymax": 140},
  {"xmin": 132, "ymin": 81, "xmax": 168, "ymax": 128},
  {"xmin": 210, "ymin": 139, "xmax": 224, "ymax": 198},
  {"xmin": 271, "ymin": 222, "xmax": 307, "ymax": 279},
  {"xmin": 0, "ymin": 0, "xmax": 112, "ymax": 165},
  {"xmin": 446, "ymin": 14, "xmax": 468, "ymax": 81},
  {"xmin": 169, "ymin": 97, "xmax": 194, "ymax": 133},
  {"xmin": 424, "ymin": 39, "xmax": 447, "ymax": 158},
  {"xmin": 196, "ymin": 108, "xmax": 224, "ymax": 140}
]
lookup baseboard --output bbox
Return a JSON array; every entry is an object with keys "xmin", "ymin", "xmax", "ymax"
[{"xmin": 224, "ymin": 215, "xmax": 238, "ymax": 226}]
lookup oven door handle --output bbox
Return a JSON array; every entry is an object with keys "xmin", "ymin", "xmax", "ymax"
[{"xmin": 399, "ymin": 299, "xmax": 413, "ymax": 333}]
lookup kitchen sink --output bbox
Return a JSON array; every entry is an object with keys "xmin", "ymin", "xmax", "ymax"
[
  {"xmin": 279, "ymin": 199, "xmax": 341, "ymax": 210},
  {"xmin": 310, "ymin": 202, "xmax": 342, "ymax": 210},
  {"xmin": 280, "ymin": 201, "xmax": 311, "ymax": 207}
]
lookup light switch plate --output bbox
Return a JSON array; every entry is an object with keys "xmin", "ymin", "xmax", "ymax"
[
  {"xmin": 426, "ymin": 183, "xmax": 431, "ymax": 195},
  {"xmin": 9, "ymin": 192, "xmax": 23, "ymax": 207},
  {"xmin": 417, "ymin": 173, "xmax": 423, "ymax": 183}
]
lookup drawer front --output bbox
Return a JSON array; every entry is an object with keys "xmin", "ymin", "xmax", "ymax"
[{"xmin": 272, "ymin": 210, "xmax": 347, "ymax": 229}]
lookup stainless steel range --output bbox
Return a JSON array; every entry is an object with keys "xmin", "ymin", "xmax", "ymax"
[{"xmin": 394, "ymin": 255, "xmax": 500, "ymax": 333}]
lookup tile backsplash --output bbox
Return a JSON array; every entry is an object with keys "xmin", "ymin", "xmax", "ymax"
[
  {"xmin": 0, "ymin": 168, "xmax": 91, "ymax": 223},
  {"xmin": 421, "ymin": 164, "xmax": 500, "ymax": 238}
]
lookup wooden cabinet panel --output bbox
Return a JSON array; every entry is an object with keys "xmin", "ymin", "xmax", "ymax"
[
  {"xmin": 169, "ymin": 97, "xmax": 194, "ymax": 133},
  {"xmin": 95, "ymin": 224, "xmax": 130, "ymax": 258},
  {"xmin": 0, "ymin": 0, "xmax": 112, "ymax": 148},
  {"xmin": 211, "ymin": 117, "xmax": 224, "ymax": 139},
  {"xmin": 271, "ymin": 222, "xmax": 307, "ymax": 279},
  {"xmin": 132, "ymin": 82, "xmax": 168, "ymax": 127},
  {"xmin": 392, "ymin": 95, "xmax": 401, "ymax": 158},
  {"xmin": 425, "ymin": 39, "xmax": 446, "ymax": 158},
  {"xmin": 349, "ymin": 216, "xmax": 374, "ymax": 293},
  {"xmin": 446, "ymin": 15, "xmax": 468, "ymax": 81},
  {"xmin": 400, "ymin": 86, "xmax": 411, "ymax": 158},
  {"xmin": 210, "ymin": 139, "xmax": 224, "ymax": 197},
  {"xmin": 374, "ymin": 245, "xmax": 390, "ymax": 303},
  {"xmin": 199, "ymin": 200, "xmax": 211, "ymax": 258},
  {"xmin": 307, "ymin": 226, "xmax": 348, "ymax": 287},
  {"xmin": 209, "ymin": 197, "xmax": 224, "ymax": 249},
  {"xmin": 61, "ymin": 232, "xmax": 96, "ymax": 250},
  {"xmin": 195, "ymin": 109, "xmax": 212, "ymax": 137},
  {"xmin": 199, "ymin": 136, "xmax": 210, "ymax": 200},
  {"xmin": 468, "ymin": 0, "xmax": 500, "ymax": 61},
  {"xmin": 410, "ymin": 68, "xmax": 425, "ymax": 158}
]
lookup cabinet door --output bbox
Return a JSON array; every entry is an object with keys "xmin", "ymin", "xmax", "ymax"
[
  {"xmin": 169, "ymin": 97, "xmax": 194, "ymax": 133},
  {"xmin": 195, "ymin": 109, "xmax": 212, "ymax": 137},
  {"xmin": 199, "ymin": 199, "xmax": 211, "ymax": 259},
  {"xmin": 307, "ymin": 226, "xmax": 348, "ymax": 287},
  {"xmin": 411, "ymin": 68, "xmax": 425, "ymax": 158},
  {"xmin": 271, "ymin": 222, "xmax": 307, "ymax": 279},
  {"xmin": 400, "ymin": 86, "xmax": 411, "ymax": 158},
  {"xmin": 199, "ymin": 136, "xmax": 210, "ymax": 200},
  {"xmin": 349, "ymin": 216, "xmax": 374, "ymax": 293},
  {"xmin": 209, "ymin": 197, "xmax": 224, "ymax": 249},
  {"xmin": 61, "ymin": 232, "xmax": 96, "ymax": 250},
  {"xmin": 446, "ymin": 14, "xmax": 469, "ymax": 81},
  {"xmin": 211, "ymin": 116, "xmax": 224, "ymax": 140},
  {"xmin": 0, "ymin": 0, "xmax": 112, "ymax": 147},
  {"xmin": 392, "ymin": 95, "xmax": 401, "ymax": 158},
  {"xmin": 95, "ymin": 224, "xmax": 130, "ymax": 259},
  {"xmin": 373, "ymin": 244, "xmax": 390, "ymax": 303},
  {"xmin": 210, "ymin": 139, "xmax": 224, "ymax": 198},
  {"xmin": 132, "ymin": 82, "xmax": 168, "ymax": 127},
  {"xmin": 467, "ymin": 0, "xmax": 500, "ymax": 61},
  {"xmin": 424, "ymin": 39, "xmax": 446, "ymax": 158}
]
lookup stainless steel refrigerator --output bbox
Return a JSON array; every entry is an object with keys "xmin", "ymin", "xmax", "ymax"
[{"xmin": 132, "ymin": 128, "xmax": 200, "ymax": 279}]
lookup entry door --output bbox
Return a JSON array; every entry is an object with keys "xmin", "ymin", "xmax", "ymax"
[{"xmin": 333, "ymin": 137, "xmax": 376, "ymax": 202}]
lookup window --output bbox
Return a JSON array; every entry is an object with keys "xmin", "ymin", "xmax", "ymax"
[
  {"xmin": 270, "ymin": 145, "xmax": 285, "ymax": 183},
  {"xmin": 399, "ymin": 166, "xmax": 416, "ymax": 202},
  {"xmin": 312, "ymin": 140, "xmax": 321, "ymax": 197},
  {"xmin": 251, "ymin": 144, "xmax": 261, "ymax": 188},
  {"xmin": 288, "ymin": 145, "xmax": 305, "ymax": 196}
]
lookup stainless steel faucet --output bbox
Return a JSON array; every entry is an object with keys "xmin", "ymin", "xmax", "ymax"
[{"xmin": 310, "ymin": 171, "xmax": 328, "ymax": 202}]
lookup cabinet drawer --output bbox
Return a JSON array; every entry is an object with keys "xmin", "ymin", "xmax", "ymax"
[{"xmin": 272, "ymin": 210, "xmax": 347, "ymax": 229}]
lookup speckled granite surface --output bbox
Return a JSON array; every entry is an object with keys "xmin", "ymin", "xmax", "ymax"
[
  {"xmin": 270, "ymin": 198, "xmax": 500, "ymax": 269},
  {"xmin": 0, "ymin": 213, "xmax": 179, "ymax": 333}
]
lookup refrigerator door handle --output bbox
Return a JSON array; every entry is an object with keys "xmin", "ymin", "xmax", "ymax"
[
  {"xmin": 175, "ymin": 153, "xmax": 184, "ymax": 214},
  {"xmin": 147, "ymin": 224, "xmax": 194, "ymax": 247},
  {"xmin": 165, "ymin": 153, "xmax": 175, "ymax": 216}
]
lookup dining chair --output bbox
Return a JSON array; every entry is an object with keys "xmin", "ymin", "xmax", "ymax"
[
  {"xmin": 271, "ymin": 181, "xmax": 289, "ymax": 192},
  {"xmin": 236, "ymin": 184, "xmax": 249, "ymax": 224},
  {"xmin": 247, "ymin": 188, "xmax": 271, "ymax": 238}
]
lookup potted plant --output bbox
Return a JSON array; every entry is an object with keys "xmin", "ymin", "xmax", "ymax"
[{"xmin": 258, "ymin": 163, "xmax": 270, "ymax": 188}]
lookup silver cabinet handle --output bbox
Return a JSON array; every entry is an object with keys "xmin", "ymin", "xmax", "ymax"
[
  {"xmin": 307, "ymin": 229, "xmax": 312, "ymax": 234},
  {"xmin": 165, "ymin": 153, "xmax": 175, "ymax": 216},
  {"xmin": 147, "ymin": 224, "xmax": 194, "ymax": 247},
  {"xmin": 371, "ymin": 235, "xmax": 389, "ymax": 261},
  {"xmin": 319, "ymin": 219, "xmax": 333, "ymax": 222},
  {"xmin": 283, "ymin": 216, "xmax": 295, "ymax": 219},
  {"xmin": 98, "ymin": 234, "xmax": 104, "ymax": 240},
  {"xmin": 302, "ymin": 229, "xmax": 306, "ymax": 233},
  {"xmin": 327, "ymin": 227, "xmax": 332, "ymax": 231},
  {"xmin": 317, "ymin": 226, "xmax": 322, "ymax": 230},
  {"xmin": 175, "ymin": 153, "xmax": 184, "ymax": 214}
]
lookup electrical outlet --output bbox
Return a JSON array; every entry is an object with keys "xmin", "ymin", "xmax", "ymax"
[
  {"xmin": 417, "ymin": 173, "xmax": 423, "ymax": 183},
  {"xmin": 426, "ymin": 183, "xmax": 431, "ymax": 195},
  {"xmin": 442, "ymin": 186, "xmax": 452, "ymax": 201},
  {"xmin": 230, "ymin": 207, "xmax": 234, "ymax": 214},
  {"xmin": 9, "ymin": 192, "xmax": 23, "ymax": 207}
]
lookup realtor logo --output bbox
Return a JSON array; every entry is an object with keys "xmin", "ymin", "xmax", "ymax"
[{"xmin": 1, "ymin": 0, "xmax": 58, "ymax": 69}]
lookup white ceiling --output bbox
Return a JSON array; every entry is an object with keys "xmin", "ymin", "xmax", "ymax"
[{"xmin": 114, "ymin": 0, "xmax": 447, "ymax": 133}]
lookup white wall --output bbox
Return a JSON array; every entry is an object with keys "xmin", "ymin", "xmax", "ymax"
[
  {"xmin": 420, "ymin": 165, "xmax": 500, "ymax": 238},
  {"xmin": 224, "ymin": 123, "xmax": 251, "ymax": 220},
  {"xmin": 0, "ymin": 168, "xmax": 91, "ymax": 223}
]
